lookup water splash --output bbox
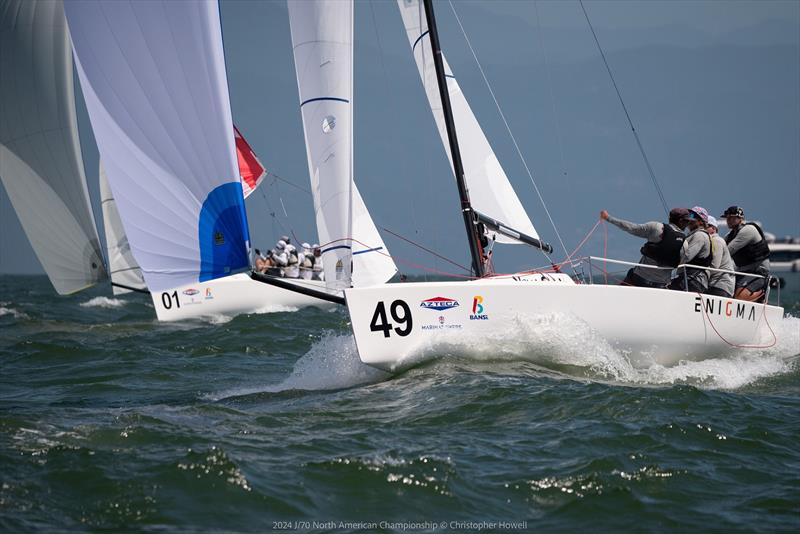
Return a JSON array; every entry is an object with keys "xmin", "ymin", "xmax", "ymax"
[
  {"xmin": 401, "ymin": 312, "xmax": 799, "ymax": 390},
  {"xmin": 208, "ymin": 332, "xmax": 389, "ymax": 400},
  {"xmin": 80, "ymin": 297, "xmax": 127, "ymax": 309}
]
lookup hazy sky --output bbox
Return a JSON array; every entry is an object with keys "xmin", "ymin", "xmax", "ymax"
[{"xmin": 1, "ymin": 0, "xmax": 798, "ymax": 280}]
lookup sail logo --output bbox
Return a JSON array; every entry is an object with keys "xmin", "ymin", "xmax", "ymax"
[
  {"xmin": 183, "ymin": 288, "xmax": 199, "ymax": 296},
  {"xmin": 420, "ymin": 296, "xmax": 459, "ymax": 311},
  {"xmin": 470, "ymin": 295, "xmax": 489, "ymax": 320}
]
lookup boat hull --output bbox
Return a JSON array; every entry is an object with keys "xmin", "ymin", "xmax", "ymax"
[
  {"xmin": 152, "ymin": 273, "xmax": 337, "ymax": 321},
  {"xmin": 344, "ymin": 276, "xmax": 785, "ymax": 371}
]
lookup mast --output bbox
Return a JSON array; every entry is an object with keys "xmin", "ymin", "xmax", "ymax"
[{"xmin": 422, "ymin": 0, "xmax": 485, "ymax": 278}]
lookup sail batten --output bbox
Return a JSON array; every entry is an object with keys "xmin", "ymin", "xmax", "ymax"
[
  {"xmin": 397, "ymin": 0, "xmax": 539, "ymax": 244},
  {"xmin": 65, "ymin": 0, "xmax": 250, "ymax": 293}
]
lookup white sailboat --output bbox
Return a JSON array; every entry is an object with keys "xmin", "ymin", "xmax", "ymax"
[
  {"xmin": 63, "ymin": 0, "xmax": 396, "ymax": 322},
  {"xmin": 326, "ymin": 0, "xmax": 784, "ymax": 371}
]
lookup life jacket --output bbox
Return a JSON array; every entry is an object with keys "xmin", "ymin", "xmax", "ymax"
[
  {"xmin": 686, "ymin": 230, "xmax": 713, "ymax": 268},
  {"xmin": 725, "ymin": 222, "xmax": 770, "ymax": 266},
  {"xmin": 640, "ymin": 223, "xmax": 685, "ymax": 267}
]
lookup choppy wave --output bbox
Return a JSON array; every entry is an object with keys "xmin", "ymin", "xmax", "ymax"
[
  {"xmin": 0, "ymin": 305, "xmax": 28, "ymax": 319},
  {"xmin": 80, "ymin": 297, "xmax": 127, "ymax": 309}
]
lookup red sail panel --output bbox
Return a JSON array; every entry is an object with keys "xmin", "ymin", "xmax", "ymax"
[{"xmin": 234, "ymin": 125, "xmax": 266, "ymax": 198}]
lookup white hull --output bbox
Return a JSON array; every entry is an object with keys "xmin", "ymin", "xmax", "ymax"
[
  {"xmin": 344, "ymin": 275, "xmax": 785, "ymax": 371},
  {"xmin": 152, "ymin": 273, "xmax": 337, "ymax": 321}
]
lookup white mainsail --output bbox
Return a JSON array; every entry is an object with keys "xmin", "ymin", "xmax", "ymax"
[
  {"xmin": 396, "ymin": 0, "xmax": 538, "ymax": 243},
  {"xmin": 0, "ymin": 0, "xmax": 106, "ymax": 294},
  {"xmin": 288, "ymin": 0, "xmax": 355, "ymax": 289},
  {"xmin": 65, "ymin": 0, "xmax": 250, "ymax": 293},
  {"xmin": 98, "ymin": 163, "xmax": 145, "ymax": 296}
]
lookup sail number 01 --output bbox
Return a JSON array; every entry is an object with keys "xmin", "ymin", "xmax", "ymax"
[
  {"xmin": 369, "ymin": 300, "xmax": 412, "ymax": 337},
  {"xmin": 161, "ymin": 290, "xmax": 180, "ymax": 310}
]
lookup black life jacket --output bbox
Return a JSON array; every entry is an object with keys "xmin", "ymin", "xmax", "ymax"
[
  {"xmin": 640, "ymin": 223, "xmax": 685, "ymax": 267},
  {"xmin": 725, "ymin": 222, "xmax": 770, "ymax": 266},
  {"xmin": 686, "ymin": 230, "xmax": 714, "ymax": 268}
]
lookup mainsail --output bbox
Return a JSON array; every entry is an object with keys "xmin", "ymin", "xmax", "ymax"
[
  {"xmin": 98, "ymin": 163, "xmax": 146, "ymax": 296},
  {"xmin": 65, "ymin": 0, "xmax": 250, "ymax": 293},
  {"xmin": 396, "ymin": 0, "xmax": 539, "ymax": 243},
  {"xmin": 288, "ymin": 0, "xmax": 355, "ymax": 289},
  {"xmin": 0, "ymin": 0, "xmax": 106, "ymax": 294}
]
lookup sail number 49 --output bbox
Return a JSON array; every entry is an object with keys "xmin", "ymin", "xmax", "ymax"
[{"xmin": 369, "ymin": 300, "xmax": 412, "ymax": 337}]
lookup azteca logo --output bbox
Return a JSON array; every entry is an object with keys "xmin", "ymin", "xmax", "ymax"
[
  {"xmin": 183, "ymin": 288, "xmax": 200, "ymax": 296},
  {"xmin": 420, "ymin": 296, "xmax": 460, "ymax": 311},
  {"xmin": 470, "ymin": 295, "xmax": 488, "ymax": 320}
]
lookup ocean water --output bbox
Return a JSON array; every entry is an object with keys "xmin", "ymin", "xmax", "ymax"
[{"xmin": 1, "ymin": 275, "xmax": 798, "ymax": 532}]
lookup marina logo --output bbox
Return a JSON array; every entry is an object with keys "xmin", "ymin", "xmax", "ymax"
[
  {"xmin": 470, "ymin": 295, "xmax": 488, "ymax": 320},
  {"xmin": 183, "ymin": 288, "xmax": 199, "ymax": 296},
  {"xmin": 420, "ymin": 296, "xmax": 460, "ymax": 311},
  {"xmin": 439, "ymin": 316, "xmax": 445, "ymax": 325}
]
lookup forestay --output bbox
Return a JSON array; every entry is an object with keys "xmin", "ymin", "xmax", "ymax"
[
  {"xmin": 396, "ymin": 0, "xmax": 538, "ymax": 243},
  {"xmin": 65, "ymin": 0, "xmax": 250, "ymax": 293},
  {"xmin": 288, "ymin": 0, "xmax": 355, "ymax": 289},
  {"xmin": 98, "ymin": 163, "xmax": 146, "ymax": 295},
  {"xmin": 0, "ymin": 0, "xmax": 106, "ymax": 294}
]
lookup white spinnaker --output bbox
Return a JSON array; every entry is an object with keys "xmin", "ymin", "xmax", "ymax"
[
  {"xmin": 396, "ymin": 0, "xmax": 538, "ymax": 243},
  {"xmin": 288, "ymin": 0, "xmax": 354, "ymax": 289},
  {"xmin": 351, "ymin": 184, "xmax": 397, "ymax": 287},
  {"xmin": 98, "ymin": 163, "xmax": 145, "ymax": 296},
  {"xmin": 65, "ymin": 0, "xmax": 250, "ymax": 293},
  {"xmin": 0, "ymin": 0, "xmax": 106, "ymax": 294}
]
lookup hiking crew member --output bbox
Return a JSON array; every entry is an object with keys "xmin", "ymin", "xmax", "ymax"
[
  {"xmin": 299, "ymin": 243, "xmax": 314, "ymax": 280},
  {"xmin": 284, "ymin": 245, "xmax": 300, "ymax": 278},
  {"xmin": 721, "ymin": 205, "xmax": 770, "ymax": 302},
  {"xmin": 311, "ymin": 244, "xmax": 324, "ymax": 281},
  {"xmin": 600, "ymin": 208, "xmax": 689, "ymax": 288},
  {"xmin": 670, "ymin": 207, "xmax": 713, "ymax": 293},
  {"xmin": 268, "ymin": 241, "xmax": 288, "ymax": 276},
  {"xmin": 706, "ymin": 216, "xmax": 735, "ymax": 298}
]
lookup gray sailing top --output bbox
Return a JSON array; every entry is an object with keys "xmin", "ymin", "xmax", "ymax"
[
  {"xmin": 709, "ymin": 234, "xmax": 735, "ymax": 296},
  {"xmin": 606, "ymin": 215, "xmax": 678, "ymax": 286},
  {"xmin": 679, "ymin": 228, "xmax": 713, "ymax": 290}
]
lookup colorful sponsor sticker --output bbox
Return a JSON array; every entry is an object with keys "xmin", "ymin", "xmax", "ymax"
[
  {"xmin": 420, "ymin": 296, "xmax": 460, "ymax": 311},
  {"xmin": 470, "ymin": 295, "xmax": 489, "ymax": 320}
]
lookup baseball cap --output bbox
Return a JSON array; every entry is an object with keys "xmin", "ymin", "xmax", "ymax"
[
  {"xmin": 707, "ymin": 216, "xmax": 718, "ymax": 228},
  {"xmin": 669, "ymin": 207, "xmax": 689, "ymax": 220},
  {"xmin": 688, "ymin": 206, "xmax": 709, "ymax": 224},
  {"xmin": 720, "ymin": 205, "xmax": 744, "ymax": 218}
]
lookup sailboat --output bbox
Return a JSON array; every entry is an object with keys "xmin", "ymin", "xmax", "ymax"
[
  {"xmin": 1, "ymin": 0, "xmax": 395, "ymax": 321},
  {"xmin": 62, "ymin": 0, "xmax": 397, "ymax": 323},
  {"xmin": 284, "ymin": 0, "xmax": 784, "ymax": 371}
]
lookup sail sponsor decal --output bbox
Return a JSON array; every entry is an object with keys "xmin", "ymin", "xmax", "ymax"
[
  {"xmin": 420, "ymin": 296, "xmax": 459, "ymax": 311},
  {"xmin": 693, "ymin": 295, "xmax": 756, "ymax": 321},
  {"xmin": 470, "ymin": 295, "xmax": 489, "ymax": 320}
]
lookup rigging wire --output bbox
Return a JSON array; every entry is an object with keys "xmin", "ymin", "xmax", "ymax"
[
  {"xmin": 578, "ymin": 0, "xmax": 669, "ymax": 216},
  {"xmin": 446, "ymin": 0, "xmax": 572, "ymax": 266}
]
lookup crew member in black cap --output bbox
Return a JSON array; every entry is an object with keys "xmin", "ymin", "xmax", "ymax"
[
  {"xmin": 721, "ymin": 205, "xmax": 770, "ymax": 302},
  {"xmin": 600, "ymin": 207, "xmax": 689, "ymax": 288}
]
